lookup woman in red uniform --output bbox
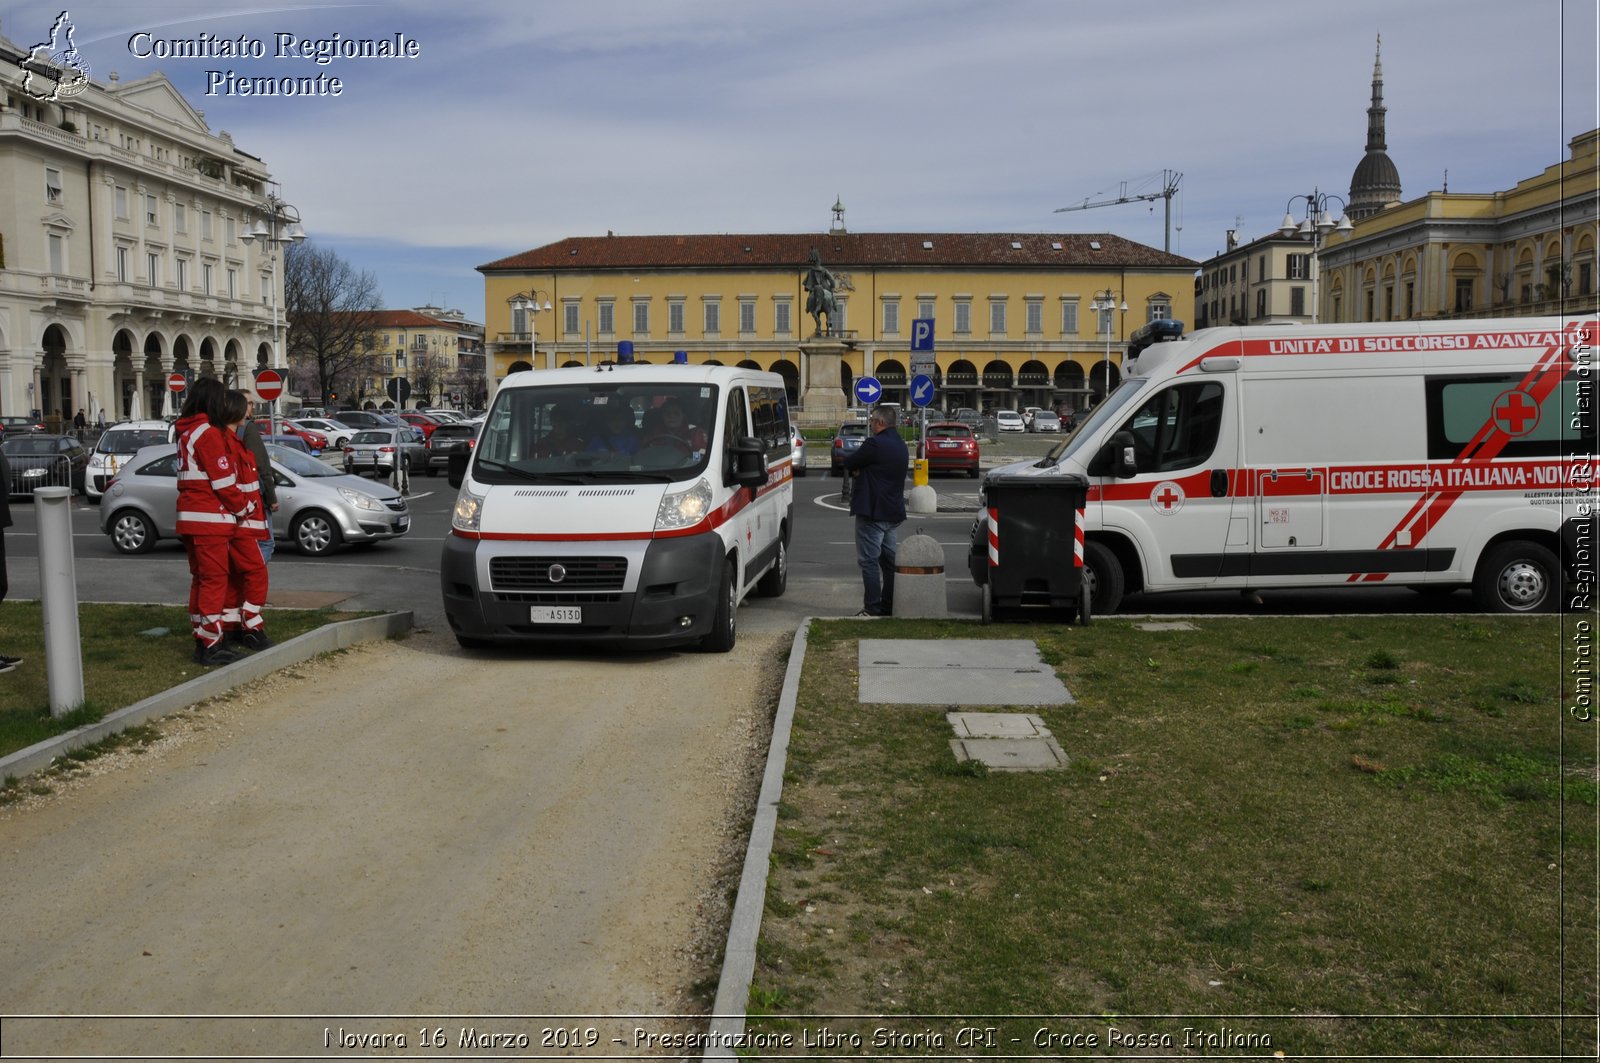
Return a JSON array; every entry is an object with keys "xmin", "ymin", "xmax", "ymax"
[
  {"xmin": 218, "ymin": 390, "xmax": 272, "ymax": 650},
  {"xmin": 175, "ymin": 379, "xmax": 258, "ymax": 666}
]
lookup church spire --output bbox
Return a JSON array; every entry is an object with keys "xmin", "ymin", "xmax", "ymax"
[{"xmin": 1348, "ymin": 33, "xmax": 1401, "ymax": 221}]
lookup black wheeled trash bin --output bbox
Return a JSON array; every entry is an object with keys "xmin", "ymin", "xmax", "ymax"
[{"xmin": 978, "ymin": 473, "xmax": 1091, "ymax": 625}]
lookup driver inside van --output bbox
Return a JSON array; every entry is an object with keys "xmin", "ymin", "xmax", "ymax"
[{"xmin": 647, "ymin": 398, "xmax": 708, "ymax": 454}]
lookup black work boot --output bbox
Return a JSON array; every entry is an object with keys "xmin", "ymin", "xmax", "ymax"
[{"xmin": 196, "ymin": 642, "xmax": 242, "ymax": 667}]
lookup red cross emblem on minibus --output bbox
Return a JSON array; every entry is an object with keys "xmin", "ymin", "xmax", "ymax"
[
  {"xmin": 1151, "ymin": 481, "xmax": 1185, "ymax": 515},
  {"xmin": 1492, "ymin": 389, "xmax": 1540, "ymax": 436}
]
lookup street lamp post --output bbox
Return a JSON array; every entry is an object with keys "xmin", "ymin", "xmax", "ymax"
[
  {"xmin": 508, "ymin": 291, "xmax": 553, "ymax": 372},
  {"xmin": 1088, "ymin": 289, "xmax": 1127, "ymax": 404},
  {"xmin": 1278, "ymin": 188, "xmax": 1352, "ymax": 323},
  {"xmin": 241, "ymin": 191, "xmax": 305, "ymax": 437}
]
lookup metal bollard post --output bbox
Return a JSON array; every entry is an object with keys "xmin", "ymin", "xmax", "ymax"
[{"xmin": 33, "ymin": 487, "xmax": 84, "ymax": 717}]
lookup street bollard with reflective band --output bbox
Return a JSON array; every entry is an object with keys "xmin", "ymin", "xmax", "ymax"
[{"xmin": 33, "ymin": 487, "xmax": 84, "ymax": 716}]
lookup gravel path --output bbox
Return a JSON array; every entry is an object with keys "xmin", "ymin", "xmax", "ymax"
[{"xmin": 0, "ymin": 628, "xmax": 785, "ymax": 1057}]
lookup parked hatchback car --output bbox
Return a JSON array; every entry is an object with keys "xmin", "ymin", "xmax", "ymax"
[
  {"xmin": 924, "ymin": 421, "xmax": 981, "ymax": 478},
  {"xmin": 3, "ymin": 434, "xmax": 88, "ymax": 495},
  {"xmin": 100, "ymin": 443, "xmax": 411, "ymax": 556},
  {"xmin": 995, "ymin": 409, "xmax": 1026, "ymax": 433},
  {"xmin": 424, "ymin": 422, "xmax": 479, "ymax": 476},
  {"xmin": 290, "ymin": 417, "xmax": 356, "ymax": 448},
  {"xmin": 254, "ymin": 418, "xmax": 326, "ymax": 455},
  {"xmin": 0, "ymin": 415, "xmax": 47, "ymax": 437},
  {"xmin": 86, "ymin": 420, "xmax": 173, "ymax": 501},
  {"xmin": 789, "ymin": 424, "xmax": 808, "ymax": 477},
  {"xmin": 1030, "ymin": 410, "xmax": 1062, "ymax": 433},
  {"xmin": 343, "ymin": 428, "xmax": 427, "ymax": 477},
  {"xmin": 830, "ymin": 421, "xmax": 870, "ymax": 474}
]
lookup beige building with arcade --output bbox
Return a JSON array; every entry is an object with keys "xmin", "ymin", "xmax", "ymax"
[
  {"xmin": 0, "ymin": 28, "xmax": 289, "ymax": 425},
  {"xmin": 479, "ymin": 226, "xmax": 1196, "ymax": 418}
]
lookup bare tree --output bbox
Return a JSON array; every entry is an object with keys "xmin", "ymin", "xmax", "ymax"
[{"xmin": 284, "ymin": 241, "xmax": 383, "ymax": 407}]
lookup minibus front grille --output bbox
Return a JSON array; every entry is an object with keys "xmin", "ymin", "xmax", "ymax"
[
  {"xmin": 493, "ymin": 591, "xmax": 624, "ymax": 605},
  {"xmin": 489, "ymin": 556, "xmax": 629, "ymax": 591}
]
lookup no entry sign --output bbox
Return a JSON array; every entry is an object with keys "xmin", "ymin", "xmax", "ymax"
[
  {"xmin": 255, "ymin": 369, "xmax": 284, "ymax": 402},
  {"xmin": 167, "ymin": 372, "xmax": 186, "ymax": 393}
]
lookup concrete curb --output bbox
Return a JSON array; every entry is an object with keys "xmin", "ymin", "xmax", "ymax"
[
  {"xmin": 0, "ymin": 611, "xmax": 414, "ymax": 782},
  {"xmin": 703, "ymin": 616, "xmax": 812, "ymax": 1060}
]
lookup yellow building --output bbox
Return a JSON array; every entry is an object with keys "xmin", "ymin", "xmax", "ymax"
[
  {"xmin": 479, "ymin": 229, "xmax": 1196, "ymax": 417},
  {"xmin": 354, "ymin": 308, "xmax": 484, "ymax": 408},
  {"xmin": 1320, "ymin": 129, "xmax": 1600, "ymax": 322}
]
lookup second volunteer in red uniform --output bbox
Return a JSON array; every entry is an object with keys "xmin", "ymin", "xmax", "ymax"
[
  {"xmin": 217, "ymin": 390, "xmax": 273, "ymax": 650},
  {"xmin": 175, "ymin": 382, "xmax": 263, "ymax": 666}
]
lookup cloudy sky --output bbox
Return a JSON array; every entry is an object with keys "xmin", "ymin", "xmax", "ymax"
[{"xmin": 9, "ymin": 0, "xmax": 1597, "ymax": 318}]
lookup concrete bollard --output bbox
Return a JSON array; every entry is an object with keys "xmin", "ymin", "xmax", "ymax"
[
  {"xmin": 906, "ymin": 482, "xmax": 937, "ymax": 514},
  {"xmin": 892, "ymin": 532, "xmax": 947, "ymax": 618},
  {"xmin": 34, "ymin": 487, "xmax": 84, "ymax": 717}
]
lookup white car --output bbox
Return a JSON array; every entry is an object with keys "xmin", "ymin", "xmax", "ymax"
[
  {"xmin": 290, "ymin": 417, "xmax": 356, "ymax": 448},
  {"xmin": 995, "ymin": 409, "xmax": 1026, "ymax": 433},
  {"xmin": 789, "ymin": 424, "xmax": 807, "ymax": 477},
  {"xmin": 86, "ymin": 420, "xmax": 172, "ymax": 501}
]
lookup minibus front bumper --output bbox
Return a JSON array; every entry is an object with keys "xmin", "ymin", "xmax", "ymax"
[{"xmin": 440, "ymin": 531, "xmax": 726, "ymax": 648}]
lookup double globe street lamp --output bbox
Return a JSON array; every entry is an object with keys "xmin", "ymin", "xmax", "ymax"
[
  {"xmin": 1088, "ymin": 288, "xmax": 1127, "ymax": 403},
  {"xmin": 1278, "ymin": 189, "xmax": 1352, "ymax": 323},
  {"xmin": 241, "ymin": 191, "xmax": 304, "ymax": 434},
  {"xmin": 508, "ymin": 291, "xmax": 553, "ymax": 372}
]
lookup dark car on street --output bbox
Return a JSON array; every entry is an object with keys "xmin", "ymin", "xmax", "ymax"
[
  {"xmin": 424, "ymin": 421, "xmax": 479, "ymax": 475},
  {"xmin": 829, "ymin": 422, "xmax": 869, "ymax": 475},
  {"xmin": 3, "ymin": 434, "xmax": 88, "ymax": 495}
]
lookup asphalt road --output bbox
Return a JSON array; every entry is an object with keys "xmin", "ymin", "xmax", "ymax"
[{"xmin": 6, "ymin": 437, "xmax": 1476, "ymax": 628}]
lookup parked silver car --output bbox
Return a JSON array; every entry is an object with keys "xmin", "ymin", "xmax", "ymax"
[
  {"xmin": 99, "ymin": 443, "xmax": 411, "ymax": 556},
  {"xmin": 342, "ymin": 428, "xmax": 427, "ymax": 477}
]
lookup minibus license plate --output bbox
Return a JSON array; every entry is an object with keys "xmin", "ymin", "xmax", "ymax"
[{"xmin": 531, "ymin": 606, "xmax": 582, "ymax": 624}]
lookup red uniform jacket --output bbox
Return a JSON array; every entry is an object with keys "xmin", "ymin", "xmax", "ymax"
[{"xmin": 175, "ymin": 413, "xmax": 255, "ymax": 537}]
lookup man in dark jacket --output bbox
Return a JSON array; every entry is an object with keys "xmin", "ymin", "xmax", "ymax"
[{"xmin": 842, "ymin": 406, "xmax": 908, "ymax": 616}]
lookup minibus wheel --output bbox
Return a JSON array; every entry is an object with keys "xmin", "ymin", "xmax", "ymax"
[
  {"xmin": 757, "ymin": 537, "xmax": 788, "ymax": 597},
  {"xmin": 702, "ymin": 559, "xmax": 737, "ymax": 653},
  {"xmin": 1082, "ymin": 540, "xmax": 1124, "ymax": 616},
  {"xmin": 1473, "ymin": 540, "xmax": 1558, "ymax": 613}
]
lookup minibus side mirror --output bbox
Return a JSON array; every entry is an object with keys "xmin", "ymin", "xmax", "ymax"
[
  {"xmin": 447, "ymin": 452, "xmax": 468, "ymax": 488},
  {"xmin": 729, "ymin": 436, "xmax": 768, "ymax": 490},
  {"xmin": 1101, "ymin": 431, "xmax": 1138, "ymax": 479}
]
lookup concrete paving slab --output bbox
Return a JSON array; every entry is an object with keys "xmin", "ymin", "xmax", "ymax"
[
  {"xmin": 858, "ymin": 638, "xmax": 1071, "ymax": 705},
  {"xmin": 946, "ymin": 711, "xmax": 1051, "ymax": 739},
  {"xmin": 1136, "ymin": 620, "xmax": 1198, "ymax": 631},
  {"xmin": 949, "ymin": 736, "xmax": 1068, "ymax": 771}
]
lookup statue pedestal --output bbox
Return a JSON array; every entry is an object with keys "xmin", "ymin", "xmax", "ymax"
[{"xmin": 797, "ymin": 338, "xmax": 849, "ymax": 424}]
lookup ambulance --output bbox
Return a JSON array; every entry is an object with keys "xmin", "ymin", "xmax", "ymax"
[
  {"xmin": 440, "ymin": 363, "xmax": 795, "ymax": 651},
  {"xmin": 969, "ymin": 316, "xmax": 1597, "ymax": 614}
]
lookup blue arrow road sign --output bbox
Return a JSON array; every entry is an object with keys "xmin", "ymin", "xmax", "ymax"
[
  {"xmin": 910, "ymin": 374, "xmax": 935, "ymax": 407},
  {"xmin": 854, "ymin": 376, "xmax": 883, "ymax": 404},
  {"xmin": 911, "ymin": 317, "xmax": 935, "ymax": 352}
]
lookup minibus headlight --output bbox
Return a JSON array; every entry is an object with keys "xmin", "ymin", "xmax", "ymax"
[
  {"xmin": 452, "ymin": 484, "xmax": 485, "ymax": 532},
  {"xmin": 655, "ymin": 478, "xmax": 713, "ymax": 532}
]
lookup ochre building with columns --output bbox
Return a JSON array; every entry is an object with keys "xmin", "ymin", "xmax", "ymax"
[{"xmin": 479, "ymin": 231, "xmax": 1196, "ymax": 419}]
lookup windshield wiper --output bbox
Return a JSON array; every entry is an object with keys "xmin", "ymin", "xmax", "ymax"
[{"xmin": 474, "ymin": 458, "xmax": 555, "ymax": 483}]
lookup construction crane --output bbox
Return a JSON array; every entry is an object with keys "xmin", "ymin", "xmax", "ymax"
[{"xmin": 1055, "ymin": 169, "xmax": 1182, "ymax": 252}]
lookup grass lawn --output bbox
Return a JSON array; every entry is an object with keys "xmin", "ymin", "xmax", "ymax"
[
  {"xmin": 0, "ymin": 600, "xmax": 364, "ymax": 770},
  {"xmin": 748, "ymin": 614, "xmax": 1596, "ymax": 1057}
]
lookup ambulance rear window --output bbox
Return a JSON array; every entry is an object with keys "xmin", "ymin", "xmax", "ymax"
[{"xmin": 1426, "ymin": 373, "xmax": 1597, "ymax": 459}]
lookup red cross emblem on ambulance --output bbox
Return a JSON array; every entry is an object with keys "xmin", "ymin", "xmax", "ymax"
[
  {"xmin": 1491, "ymin": 388, "xmax": 1540, "ymax": 437},
  {"xmin": 1151, "ymin": 481, "xmax": 1185, "ymax": 515}
]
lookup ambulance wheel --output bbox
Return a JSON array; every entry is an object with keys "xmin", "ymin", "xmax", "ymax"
[
  {"xmin": 756, "ymin": 537, "xmax": 788, "ymax": 598},
  {"xmin": 701, "ymin": 559, "xmax": 738, "ymax": 653},
  {"xmin": 1473, "ymin": 540, "xmax": 1558, "ymax": 613},
  {"xmin": 1082, "ymin": 540, "xmax": 1124, "ymax": 616}
]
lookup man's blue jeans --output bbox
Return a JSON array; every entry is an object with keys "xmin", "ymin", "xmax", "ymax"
[{"xmin": 855, "ymin": 518, "xmax": 898, "ymax": 615}]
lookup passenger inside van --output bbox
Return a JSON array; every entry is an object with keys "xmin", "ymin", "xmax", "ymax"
[{"xmin": 586, "ymin": 405, "xmax": 639, "ymax": 455}]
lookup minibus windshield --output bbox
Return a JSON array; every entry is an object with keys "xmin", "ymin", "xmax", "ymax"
[
  {"xmin": 1038, "ymin": 379, "xmax": 1148, "ymax": 467},
  {"xmin": 473, "ymin": 382, "xmax": 720, "ymax": 484}
]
